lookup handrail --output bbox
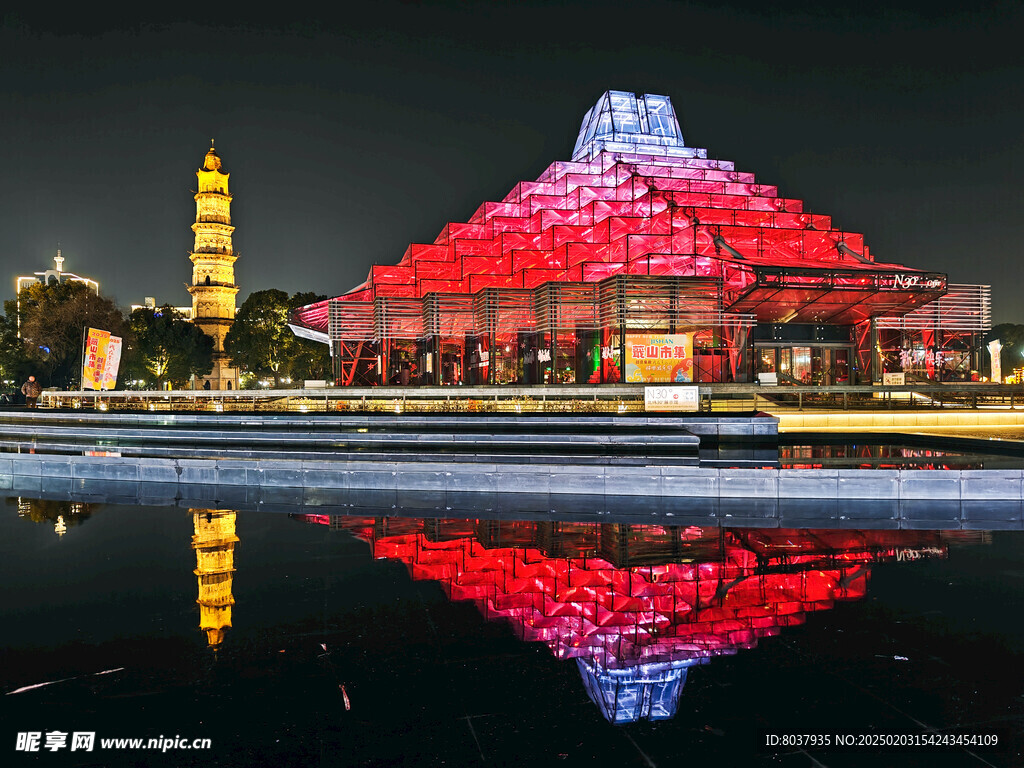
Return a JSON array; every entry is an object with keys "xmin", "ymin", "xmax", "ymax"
[{"xmin": 36, "ymin": 381, "xmax": 1024, "ymax": 415}]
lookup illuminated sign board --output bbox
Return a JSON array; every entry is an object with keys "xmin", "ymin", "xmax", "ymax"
[
  {"xmin": 625, "ymin": 333, "xmax": 694, "ymax": 383},
  {"xmin": 81, "ymin": 328, "xmax": 123, "ymax": 391},
  {"xmin": 644, "ymin": 385, "xmax": 700, "ymax": 412},
  {"xmin": 881, "ymin": 274, "xmax": 946, "ymax": 291}
]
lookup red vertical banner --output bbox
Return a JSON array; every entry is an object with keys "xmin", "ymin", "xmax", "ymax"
[{"xmin": 102, "ymin": 335, "xmax": 122, "ymax": 390}]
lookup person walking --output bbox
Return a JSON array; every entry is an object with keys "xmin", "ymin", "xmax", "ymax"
[{"xmin": 21, "ymin": 376, "xmax": 42, "ymax": 408}]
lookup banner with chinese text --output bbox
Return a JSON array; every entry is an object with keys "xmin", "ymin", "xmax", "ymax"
[
  {"xmin": 624, "ymin": 333, "xmax": 694, "ymax": 383},
  {"xmin": 82, "ymin": 328, "xmax": 122, "ymax": 391},
  {"xmin": 988, "ymin": 339, "xmax": 1002, "ymax": 383},
  {"xmin": 102, "ymin": 335, "xmax": 123, "ymax": 390}
]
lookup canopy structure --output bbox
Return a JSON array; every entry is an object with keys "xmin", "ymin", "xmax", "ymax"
[{"xmin": 293, "ymin": 91, "xmax": 989, "ymax": 386}]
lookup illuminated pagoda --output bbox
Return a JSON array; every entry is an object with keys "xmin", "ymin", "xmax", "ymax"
[
  {"xmin": 187, "ymin": 144, "xmax": 240, "ymax": 390},
  {"xmin": 292, "ymin": 90, "xmax": 990, "ymax": 386},
  {"xmin": 296, "ymin": 515, "xmax": 977, "ymax": 723}
]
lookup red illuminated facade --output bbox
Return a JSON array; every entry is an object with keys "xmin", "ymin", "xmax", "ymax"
[
  {"xmin": 295, "ymin": 514, "xmax": 978, "ymax": 723},
  {"xmin": 292, "ymin": 91, "xmax": 990, "ymax": 386}
]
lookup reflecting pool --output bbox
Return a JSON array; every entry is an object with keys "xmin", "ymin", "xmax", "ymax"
[{"xmin": 3, "ymin": 496, "xmax": 1023, "ymax": 766}]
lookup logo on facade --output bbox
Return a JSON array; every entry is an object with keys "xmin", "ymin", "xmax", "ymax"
[{"xmin": 891, "ymin": 274, "xmax": 944, "ymax": 290}]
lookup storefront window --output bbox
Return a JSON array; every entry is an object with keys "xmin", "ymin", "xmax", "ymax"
[
  {"xmin": 792, "ymin": 346, "xmax": 812, "ymax": 384},
  {"xmin": 834, "ymin": 349, "xmax": 850, "ymax": 384}
]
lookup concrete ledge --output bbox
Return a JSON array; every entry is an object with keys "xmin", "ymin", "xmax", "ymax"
[
  {"xmin": 11, "ymin": 474, "xmax": 1024, "ymax": 529},
  {"xmin": 0, "ymin": 409, "xmax": 776, "ymax": 442},
  {"xmin": 778, "ymin": 469, "xmax": 839, "ymax": 498},
  {"xmin": 719, "ymin": 469, "xmax": 778, "ymax": 498},
  {"xmin": 661, "ymin": 468, "xmax": 719, "ymax": 498},
  {"xmin": 3, "ymin": 452, "xmax": 1024, "ymax": 502},
  {"xmin": 961, "ymin": 469, "xmax": 1022, "ymax": 499},
  {"xmin": 900, "ymin": 470, "xmax": 962, "ymax": 500},
  {"xmin": 837, "ymin": 470, "xmax": 900, "ymax": 499}
]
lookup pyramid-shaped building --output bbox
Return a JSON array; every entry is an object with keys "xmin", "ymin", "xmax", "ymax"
[{"xmin": 292, "ymin": 91, "xmax": 989, "ymax": 386}]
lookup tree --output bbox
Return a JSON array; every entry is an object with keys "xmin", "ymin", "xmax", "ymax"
[
  {"xmin": 123, "ymin": 306, "xmax": 214, "ymax": 388},
  {"xmin": 287, "ymin": 291, "xmax": 332, "ymax": 382},
  {"xmin": 10, "ymin": 498, "xmax": 93, "ymax": 530},
  {"xmin": 986, "ymin": 324, "xmax": 1024, "ymax": 378},
  {"xmin": 0, "ymin": 303, "xmax": 31, "ymax": 391},
  {"xmin": 15, "ymin": 281, "xmax": 128, "ymax": 388},
  {"xmin": 225, "ymin": 289, "xmax": 292, "ymax": 386},
  {"xmin": 225, "ymin": 290, "xmax": 331, "ymax": 386}
]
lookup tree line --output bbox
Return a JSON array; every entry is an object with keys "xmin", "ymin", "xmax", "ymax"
[{"xmin": 0, "ymin": 283, "xmax": 330, "ymax": 391}]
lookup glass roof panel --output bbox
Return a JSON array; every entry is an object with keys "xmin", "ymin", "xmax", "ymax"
[{"xmin": 572, "ymin": 91, "xmax": 690, "ymax": 161}]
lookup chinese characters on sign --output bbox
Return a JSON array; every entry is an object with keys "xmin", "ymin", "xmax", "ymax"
[
  {"xmin": 625, "ymin": 333, "xmax": 694, "ymax": 383},
  {"xmin": 103, "ymin": 335, "xmax": 122, "ymax": 390},
  {"xmin": 988, "ymin": 339, "xmax": 1002, "ymax": 383},
  {"xmin": 81, "ymin": 328, "xmax": 123, "ymax": 391},
  {"xmin": 644, "ymin": 385, "xmax": 700, "ymax": 412}
]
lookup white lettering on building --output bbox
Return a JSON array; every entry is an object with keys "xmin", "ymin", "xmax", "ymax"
[{"xmin": 892, "ymin": 274, "xmax": 944, "ymax": 290}]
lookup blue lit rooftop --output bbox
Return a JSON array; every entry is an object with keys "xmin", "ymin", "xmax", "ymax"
[{"xmin": 571, "ymin": 90, "xmax": 705, "ymax": 162}]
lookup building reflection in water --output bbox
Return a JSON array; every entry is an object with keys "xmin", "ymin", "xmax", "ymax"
[
  {"xmin": 295, "ymin": 515, "xmax": 987, "ymax": 724},
  {"xmin": 10, "ymin": 501, "xmax": 241, "ymax": 648},
  {"xmin": 191, "ymin": 509, "xmax": 238, "ymax": 649},
  {"xmin": 9, "ymin": 497, "xmax": 91, "ymax": 536}
]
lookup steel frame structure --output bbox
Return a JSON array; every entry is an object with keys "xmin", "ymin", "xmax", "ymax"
[{"xmin": 873, "ymin": 284, "xmax": 992, "ymax": 381}]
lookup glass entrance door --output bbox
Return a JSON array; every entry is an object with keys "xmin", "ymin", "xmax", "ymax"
[
  {"xmin": 755, "ymin": 344, "xmax": 853, "ymax": 385},
  {"xmin": 833, "ymin": 349, "xmax": 850, "ymax": 384}
]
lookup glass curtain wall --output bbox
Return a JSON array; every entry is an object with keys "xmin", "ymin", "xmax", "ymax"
[{"xmin": 330, "ymin": 275, "xmax": 754, "ymax": 385}]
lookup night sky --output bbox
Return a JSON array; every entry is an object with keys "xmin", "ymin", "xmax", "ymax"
[{"xmin": 1, "ymin": 1, "xmax": 1021, "ymax": 321}]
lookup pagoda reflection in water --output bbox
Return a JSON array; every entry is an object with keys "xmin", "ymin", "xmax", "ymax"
[
  {"xmin": 191, "ymin": 509, "xmax": 238, "ymax": 648},
  {"xmin": 295, "ymin": 515, "xmax": 985, "ymax": 724}
]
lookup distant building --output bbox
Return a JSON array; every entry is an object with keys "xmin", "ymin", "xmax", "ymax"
[
  {"xmin": 15, "ymin": 250, "xmax": 98, "ymax": 296},
  {"xmin": 15, "ymin": 250, "xmax": 99, "ymax": 335},
  {"xmin": 129, "ymin": 296, "xmax": 194, "ymax": 321},
  {"xmin": 187, "ymin": 144, "xmax": 240, "ymax": 390}
]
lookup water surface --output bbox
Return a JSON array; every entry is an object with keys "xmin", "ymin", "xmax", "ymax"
[{"xmin": 3, "ymin": 497, "xmax": 1023, "ymax": 767}]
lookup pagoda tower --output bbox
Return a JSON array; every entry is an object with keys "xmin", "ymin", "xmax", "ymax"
[
  {"xmin": 191, "ymin": 509, "xmax": 238, "ymax": 648},
  {"xmin": 187, "ymin": 144, "xmax": 240, "ymax": 390}
]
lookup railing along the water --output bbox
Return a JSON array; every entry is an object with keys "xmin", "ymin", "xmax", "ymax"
[{"xmin": 38, "ymin": 383, "xmax": 1024, "ymax": 413}]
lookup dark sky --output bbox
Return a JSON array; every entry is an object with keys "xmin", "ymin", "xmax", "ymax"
[{"xmin": 1, "ymin": 1, "xmax": 1021, "ymax": 321}]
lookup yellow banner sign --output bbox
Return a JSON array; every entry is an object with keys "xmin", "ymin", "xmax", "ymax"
[
  {"xmin": 82, "ymin": 328, "xmax": 122, "ymax": 391},
  {"xmin": 82, "ymin": 329, "xmax": 110, "ymax": 391},
  {"xmin": 624, "ymin": 333, "xmax": 694, "ymax": 383}
]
